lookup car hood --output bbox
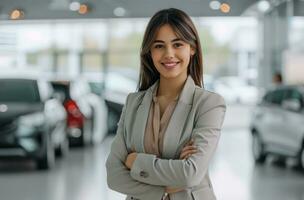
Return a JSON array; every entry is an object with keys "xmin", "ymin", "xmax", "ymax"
[{"xmin": 0, "ymin": 103, "xmax": 44, "ymax": 125}]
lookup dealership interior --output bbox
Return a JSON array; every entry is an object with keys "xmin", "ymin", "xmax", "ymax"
[{"xmin": 1, "ymin": 0, "xmax": 304, "ymax": 200}]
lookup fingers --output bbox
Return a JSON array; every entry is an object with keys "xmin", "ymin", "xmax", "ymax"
[
  {"xmin": 180, "ymin": 149, "xmax": 197, "ymax": 159},
  {"xmin": 185, "ymin": 139, "xmax": 194, "ymax": 146},
  {"xmin": 179, "ymin": 138, "xmax": 197, "ymax": 159},
  {"xmin": 183, "ymin": 153, "xmax": 192, "ymax": 160},
  {"xmin": 181, "ymin": 145, "xmax": 197, "ymax": 152},
  {"xmin": 180, "ymin": 148, "xmax": 198, "ymax": 159},
  {"xmin": 165, "ymin": 187, "xmax": 185, "ymax": 194}
]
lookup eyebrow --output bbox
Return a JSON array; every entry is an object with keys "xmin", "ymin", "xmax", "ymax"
[{"xmin": 153, "ymin": 38, "xmax": 183, "ymax": 43}]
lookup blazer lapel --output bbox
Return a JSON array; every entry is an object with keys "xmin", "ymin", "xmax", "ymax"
[
  {"xmin": 162, "ymin": 76, "xmax": 196, "ymax": 159},
  {"xmin": 132, "ymin": 81, "xmax": 158, "ymax": 153}
]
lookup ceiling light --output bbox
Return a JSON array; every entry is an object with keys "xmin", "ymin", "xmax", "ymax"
[
  {"xmin": 78, "ymin": 4, "xmax": 89, "ymax": 15},
  {"xmin": 220, "ymin": 3, "xmax": 231, "ymax": 13},
  {"xmin": 113, "ymin": 7, "xmax": 126, "ymax": 17},
  {"xmin": 209, "ymin": 1, "xmax": 221, "ymax": 10},
  {"xmin": 257, "ymin": 0, "xmax": 270, "ymax": 12},
  {"xmin": 10, "ymin": 9, "xmax": 24, "ymax": 20},
  {"xmin": 69, "ymin": 2, "xmax": 80, "ymax": 11}
]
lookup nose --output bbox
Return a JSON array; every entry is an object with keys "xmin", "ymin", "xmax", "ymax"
[{"xmin": 164, "ymin": 46, "xmax": 174, "ymax": 59}]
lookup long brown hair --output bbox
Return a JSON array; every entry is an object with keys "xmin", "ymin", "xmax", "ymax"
[{"xmin": 138, "ymin": 8, "xmax": 203, "ymax": 91}]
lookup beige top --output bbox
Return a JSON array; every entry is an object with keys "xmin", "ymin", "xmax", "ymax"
[
  {"xmin": 144, "ymin": 86, "xmax": 179, "ymax": 158},
  {"xmin": 143, "ymin": 86, "xmax": 180, "ymax": 200}
]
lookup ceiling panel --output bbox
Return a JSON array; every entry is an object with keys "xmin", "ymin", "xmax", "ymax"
[{"xmin": 0, "ymin": 0, "xmax": 257, "ymax": 20}]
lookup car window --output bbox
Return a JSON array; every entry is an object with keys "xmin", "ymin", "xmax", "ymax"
[
  {"xmin": 263, "ymin": 89, "xmax": 284, "ymax": 105},
  {"xmin": 263, "ymin": 92, "xmax": 272, "ymax": 103},
  {"xmin": 271, "ymin": 89, "xmax": 285, "ymax": 105},
  {"xmin": 89, "ymin": 82, "xmax": 104, "ymax": 96},
  {"xmin": 0, "ymin": 79, "xmax": 40, "ymax": 103},
  {"xmin": 51, "ymin": 82, "xmax": 70, "ymax": 101}
]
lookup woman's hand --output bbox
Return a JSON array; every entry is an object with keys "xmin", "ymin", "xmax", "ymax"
[
  {"xmin": 125, "ymin": 140, "xmax": 197, "ymax": 194},
  {"xmin": 125, "ymin": 152, "xmax": 137, "ymax": 169},
  {"xmin": 179, "ymin": 139, "xmax": 197, "ymax": 160},
  {"xmin": 165, "ymin": 186, "xmax": 184, "ymax": 194}
]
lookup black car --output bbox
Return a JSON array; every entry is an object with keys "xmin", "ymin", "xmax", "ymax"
[{"xmin": 0, "ymin": 77, "xmax": 68, "ymax": 170}]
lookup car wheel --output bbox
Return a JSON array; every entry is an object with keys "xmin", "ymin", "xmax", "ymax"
[
  {"xmin": 90, "ymin": 108, "xmax": 97, "ymax": 145},
  {"xmin": 298, "ymin": 146, "xmax": 304, "ymax": 170},
  {"xmin": 37, "ymin": 134, "xmax": 55, "ymax": 170},
  {"xmin": 252, "ymin": 133, "xmax": 266, "ymax": 164},
  {"xmin": 80, "ymin": 118, "xmax": 92, "ymax": 147},
  {"xmin": 273, "ymin": 156, "xmax": 286, "ymax": 167}
]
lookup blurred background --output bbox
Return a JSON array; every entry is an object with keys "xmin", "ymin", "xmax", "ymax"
[{"xmin": 0, "ymin": 0, "xmax": 304, "ymax": 200}]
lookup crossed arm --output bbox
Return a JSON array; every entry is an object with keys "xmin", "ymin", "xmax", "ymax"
[
  {"xmin": 125, "ymin": 140, "xmax": 197, "ymax": 194},
  {"xmin": 106, "ymin": 95, "xmax": 226, "ymax": 198},
  {"xmin": 105, "ymin": 109, "xmax": 195, "ymax": 198}
]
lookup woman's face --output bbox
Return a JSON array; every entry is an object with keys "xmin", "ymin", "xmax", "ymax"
[{"xmin": 150, "ymin": 24, "xmax": 195, "ymax": 80}]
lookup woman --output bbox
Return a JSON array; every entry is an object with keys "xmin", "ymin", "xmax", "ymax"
[{"xmin": 106, "ymin": 8, "xmax": 226, "ymax": 200}]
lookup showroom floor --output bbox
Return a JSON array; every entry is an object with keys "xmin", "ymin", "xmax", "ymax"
[{"xmin": 1, "ymin": 105, "xmax": 303, "ymax": 200}]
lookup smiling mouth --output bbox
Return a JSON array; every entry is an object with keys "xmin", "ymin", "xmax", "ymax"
[{"xmin": 162, "ymin": 62, "xmax": 180, "ymax": 69}]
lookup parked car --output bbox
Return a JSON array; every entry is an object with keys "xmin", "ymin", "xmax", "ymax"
[
  {"xmin": 214, "ymin": 76, "xmax": 258, "ymax": 105},
  {"xmin": 85, "ymin": 72, "xmax": 137, "ymax": 134},
  {"xmin": 250, "ymin": 84, "xmax": 304, "ymax": 169},
  {"xmin": 50, "ymin": 78, "xmax": 108, "ymax": 146},
  {"xmin": 0, "ymin": 76, "xmax": 68, "ymax": 170}
]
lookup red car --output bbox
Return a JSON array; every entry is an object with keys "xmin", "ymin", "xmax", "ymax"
[{"xmin": 51, "ymin": 78, "xmax": 108, "ymax": 146}]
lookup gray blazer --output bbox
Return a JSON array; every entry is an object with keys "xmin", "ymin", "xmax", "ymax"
[{"xmin": 106, "ymin": 76, "xmax": 226, "ymax": 200}]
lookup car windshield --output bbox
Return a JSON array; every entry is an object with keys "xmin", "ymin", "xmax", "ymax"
[
  {"xmin": 0, "ymin": 79, "xmax": 40, "ymax": 103},
  {"xmin": 50, "ymin": 82, "xmax": 70, "ymax": 101}
]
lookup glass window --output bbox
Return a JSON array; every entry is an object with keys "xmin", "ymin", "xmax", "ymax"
[
  {"xmin": 56, "ymin": 52, "xmax": 69, "ymax": 74},
  {"xmin": 50, "ymin": 82, "xmax": 70, "ymax": 101},
  {"xmin": 108, "ymin": 52, "xmax": 139, "ymax": 70},
  {"xmin": 82, "ymin": 52, "xmax": 103, "ymax": 73},
  {"xmin": 0, "ymin": 79, "xmax": 40, "ymax": 103},
  {"xmin": 263, "ymin": 92, "xmax": 273, "ymax": 103},
  {"xmin": 271, "ymin": 90, "xmax": 285, "ymax": 105},
  {"xmin": 264, "ymin": 89, "xmax": 285, "ymax": 105}
]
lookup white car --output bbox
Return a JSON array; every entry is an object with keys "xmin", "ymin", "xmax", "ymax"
[{"xmin": 250, "ymin": 85, "xmax": 304, "ymax": 169}]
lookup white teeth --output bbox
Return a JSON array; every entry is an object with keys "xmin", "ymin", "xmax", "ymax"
[{"xmin": 164, "ymin": 63, "xmax": 177, "ymax": 67}]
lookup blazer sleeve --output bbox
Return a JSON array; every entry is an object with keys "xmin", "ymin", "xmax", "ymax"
[
  {"xmin": 105, "ymin": 94, "xmax": 165, "ymax": 199},
  {"xmin": 129, "ymin": 94, "xmax": 226, "ymax": 188}
]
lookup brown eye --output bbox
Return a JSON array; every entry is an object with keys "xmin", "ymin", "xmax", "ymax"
[
  {"xmin": 173, "ymin": 43, "xmax": 183, "ymax": 48},
  {"xmin": 154, "ymin": 44, "xmax": 163, "ymax": 49}
]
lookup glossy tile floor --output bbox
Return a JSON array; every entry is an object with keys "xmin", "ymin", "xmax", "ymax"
[{"xmin": 0, "ymin": 104, "xmax": 304, "ymax": 200}]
